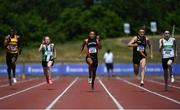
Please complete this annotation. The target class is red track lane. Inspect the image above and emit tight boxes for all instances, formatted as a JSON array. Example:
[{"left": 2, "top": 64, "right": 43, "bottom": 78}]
[
  {"left": 52, "top": 78, "right": 117, "bottom": 109},
  {"left": 0, "top": 78, "right": 42, "bottom": 97},
  {"left": 0, "top": 77, "right": 9, "bottom": 85},
  {"left": 101, "top": 77, "right": 180, "bottom": 109},
  {"left": 0, "top": 77, "right": 74, "bottom": 109},
  {"left": 125, "top": 78, "right": 180, "bottom": 101}
]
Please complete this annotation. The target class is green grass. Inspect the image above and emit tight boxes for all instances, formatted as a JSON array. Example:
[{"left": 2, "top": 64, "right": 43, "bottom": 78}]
[{"left": 0, "top": 35, "right": 179, "bottom": 64}]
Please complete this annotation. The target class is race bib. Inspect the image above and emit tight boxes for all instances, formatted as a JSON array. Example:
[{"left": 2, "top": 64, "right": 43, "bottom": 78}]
[
  {"left": 163, "top": 48, "right": 172, "bottom": 55},
  {"left": 9, "top": 45, "right": 17, "bottom": 51},
  {"left": 137, "top": 45, "right": 144, "bottom": 51},
  {"left": 45, "top": 51, "right": 53, "bottom": 55},
  {"left": 89, "top": 47, "right": 97, "bottom": 53}
]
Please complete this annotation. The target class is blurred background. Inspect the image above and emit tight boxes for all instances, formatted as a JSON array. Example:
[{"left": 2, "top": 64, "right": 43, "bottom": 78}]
[{"left": 0, "top": 0, "right": 179, "bottom": 64}]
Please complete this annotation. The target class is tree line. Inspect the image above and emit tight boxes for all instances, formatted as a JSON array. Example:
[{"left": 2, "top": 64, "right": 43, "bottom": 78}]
[{"left": 0, "top": 0, "right": 179, "bottom": 47}]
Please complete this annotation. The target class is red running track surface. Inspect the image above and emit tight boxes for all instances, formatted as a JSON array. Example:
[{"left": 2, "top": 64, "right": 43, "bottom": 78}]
[{"left": 0, "top": 76, "right": 179, "bottom": 109}]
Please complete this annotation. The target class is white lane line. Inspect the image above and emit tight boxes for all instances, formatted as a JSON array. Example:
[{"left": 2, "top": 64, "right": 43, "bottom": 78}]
[
  {"left": 148, "top": 79, "right": 180, "bottom": 90},
  {"left": 46, "top": 77, "right": 79, "bottom": 110},
  {"left": 98, "top": 78, "right": 124, "bottom": 110},
  {"left": 0, "top": 78, "right": 37, "bottom": 88},
  {"left": 116, "top": 77, "right": 180, "bottom": 105},
  {"left": 0, "top": 78, "right": 58, "bottom": 101}
]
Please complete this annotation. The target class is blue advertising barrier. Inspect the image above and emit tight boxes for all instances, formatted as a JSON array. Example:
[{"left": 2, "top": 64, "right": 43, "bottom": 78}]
[{"left": 0, "top": 63, "right": 180, "bottom": 76}]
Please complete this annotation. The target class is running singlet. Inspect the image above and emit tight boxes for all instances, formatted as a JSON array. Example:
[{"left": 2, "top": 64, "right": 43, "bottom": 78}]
[
  {"left": 87, "top": 38, "right": 98, "bottom": 57},
  {"left": 133, "top": 36, "right": 147, "bottom": 57},
  {"left": 41, "top": 43, "right": 54, "bottom": 62},
  {"left": 7, "top": 35, "right": 19, "bottom": 53},
  {"left": 162, "top": 38, "right": 175, "bottom": 58}
]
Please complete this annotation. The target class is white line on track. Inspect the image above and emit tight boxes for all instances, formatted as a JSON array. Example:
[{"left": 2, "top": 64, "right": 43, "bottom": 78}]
[
  {"left": 98, "top": 77, "right": 124, "bottom": 110},
  {"left": 45, "top": 77, "right": 79, "bottom": 110},
  {"left": 116, "top": 77, "right": 180, "bottom": 105},
  {"left": 147, "top": 79, "right": 180, "bottom": 90},
  {"left": 0, "top": 78, "right": 37, "bottom": 88},
  {"left": 0, "top": 78, "right": 58, "bottom": 101}
]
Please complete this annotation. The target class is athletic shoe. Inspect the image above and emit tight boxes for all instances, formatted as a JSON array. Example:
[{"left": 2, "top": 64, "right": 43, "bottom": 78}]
[
  {"left": 171, "top": 75, "right": 175, "bottom": 83},
  {"left": 88, "top": 78, "right": 92, "bottom": 84},
  {"left": 13, "top": 78, "right": 17, "bottom": 84},
  {"left": 48, "top": 79, "right": 53, "bottom": 84},
  {"left": 140, "top": 80, "right": 144, "bottom": 86}
]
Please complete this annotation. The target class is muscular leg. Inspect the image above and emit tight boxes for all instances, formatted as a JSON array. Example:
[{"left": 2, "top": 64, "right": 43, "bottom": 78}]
[
  {"left": 164, "top": 69, "right": 168, "bottom": 91},
  {"left": 91, "top": 65, "right": 97, "bottom": 90},
  {"left": 6, "top": 54, "right": 12, "bottom": 85},
  {"left": 140, "top": 58, "right": 146, "bottom": 85},
  {"left": 11, "top": 56, "right": 17, "bottom": 78},
  {"left": 43, "top": 67, "right": 48, "bottom": 83},
  {"left": 47, "top": 61, "right": 53, "bottom": 80},
  {"left": 133, "top": 63, "right": 139, "bottom": 76},
  {"left": 87, "top": 57, "right": 93, "bottom": 79},
  {"left": 167, "top": 60, "right": 173, "bottom": 77}
]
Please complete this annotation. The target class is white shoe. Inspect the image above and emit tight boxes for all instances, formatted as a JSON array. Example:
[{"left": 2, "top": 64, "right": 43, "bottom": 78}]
[
  {"left": 171, "top": 75, "right": 175, "bottom": 83},
  {"left": 88, "top": 78, "right": 92, "bottom": 84},
  {"left": 140, "top": 80, "right": 144, "bottom": 86},
  {"left": 13, "top": 78, "right": 17, "bottom": 84}
]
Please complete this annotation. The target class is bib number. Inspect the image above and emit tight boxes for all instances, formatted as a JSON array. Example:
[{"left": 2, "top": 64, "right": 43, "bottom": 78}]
[
  {"left": 89, "top": 47, "right": 97, "bottom": 53},
  {"left": 163, "top": 48, "right": 172, "bottom": 55},
  {"left": 9, "top": 45, "right": 17, "bottom": 51},
  {"left": 45, "top": 51, "right": 52, "bottom": 55},
  {"left": 137, "top": 45, "right": 144, "bottom": 51}
]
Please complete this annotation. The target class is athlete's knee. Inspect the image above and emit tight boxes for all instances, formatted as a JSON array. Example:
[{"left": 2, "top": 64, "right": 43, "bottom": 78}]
[
  {"left": 167, "top": 60, "right": 173, "bottom": 66},
  {"left": 141, "top": 66, "right": 146, "bottom": 71}
]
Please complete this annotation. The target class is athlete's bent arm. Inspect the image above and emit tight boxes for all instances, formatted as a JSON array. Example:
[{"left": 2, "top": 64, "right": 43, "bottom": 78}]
[
  {"left": 146, "top": 38, "right": 153, "bottom": 59},
  {"left": 174, "top": 39, "right": 178, "bottom": 57},
  {"left": 128, "top": 37, "right": 137, "bottom": 47},
  {"left": 38, "top": 44, "right": 43, "bottom": 52},
  {"left": 4, "top": 36, "right": 9, "bottom": 48},
  {"left": 53, "top": 46, "right": 57, "bottom": 59},
  {"left": 80, "top": 39, "right": 87, "bottom": 56},
  {"left": 17, "top": 36, "right": 22, "bottom": 55},
  {"left": 159, "top": 39, "right": 163, "bottom": 52},
  {"left": 97, "top": 37, "right": 102, "bottom": 49}
]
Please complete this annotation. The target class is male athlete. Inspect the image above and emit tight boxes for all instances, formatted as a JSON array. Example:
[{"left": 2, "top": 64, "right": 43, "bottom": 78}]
[
  {"left": 4, "top": 29, "right": 21, "bottom": 86},
  {"left": 39, "top": 36, "right": 56, "bottom": 84},
  {"left": 159, "top": 30, "right": 177, "bottom": 91},
  {"left": 128, "top": 29, "right": 153, "bottom": 86},
  {"left": 80, "top": 31, "right": 102, "bottom": 90}
]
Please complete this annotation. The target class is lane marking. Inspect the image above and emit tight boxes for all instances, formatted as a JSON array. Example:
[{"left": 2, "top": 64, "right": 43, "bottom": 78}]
[
  {"left": 147, "top": 79, "right": 180, "bottom": 90},
  {"left": 116, "top": 77, "right": 180, "bottom": 105},
  {"left": 46, "top": 77, "right": 79, "bottom": 110},
  {"left": 0, "top": 78, "right": 58, "bottom": 101},
  {"left": 98, "top": 78, "right": 124, "bottom": 110},
  {"left": 0, "top": 78, "right": 37, "bottom": 88}
]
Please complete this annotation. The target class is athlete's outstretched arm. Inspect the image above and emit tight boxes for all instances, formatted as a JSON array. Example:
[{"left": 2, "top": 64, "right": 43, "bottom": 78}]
[
  {"left": 80, "top": 39, "right": 87, "bottom": 56},
  {"left": 128, "top": 37, "right": 137, "bottom": 47},
  {"left": 146, "top": 38, "right": 153, "bottom": 59}
]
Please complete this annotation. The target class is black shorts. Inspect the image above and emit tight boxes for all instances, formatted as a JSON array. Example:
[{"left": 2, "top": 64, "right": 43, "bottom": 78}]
[
  {"left": 105, "top": 63, "right": 113, "bottom": 70},
  {"left": 86, "top": 56, "right": 98, "bottom": 68},
  {"left": 132, "top": 56, "right": 145, "bottom": 64},
  {"left": 6, "top": 52, "right": 18, "bottom": 66},
  {"left": 162, "top": 57, "right": 174, "bottom": 70},
  {"left": 42, "top": 60, "right": 54, "bottom": 67}
]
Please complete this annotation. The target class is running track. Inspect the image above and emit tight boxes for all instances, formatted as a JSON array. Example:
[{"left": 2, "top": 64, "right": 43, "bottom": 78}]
[{"left": 0, "top": 76, "right": 179, "bottom": 109}]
